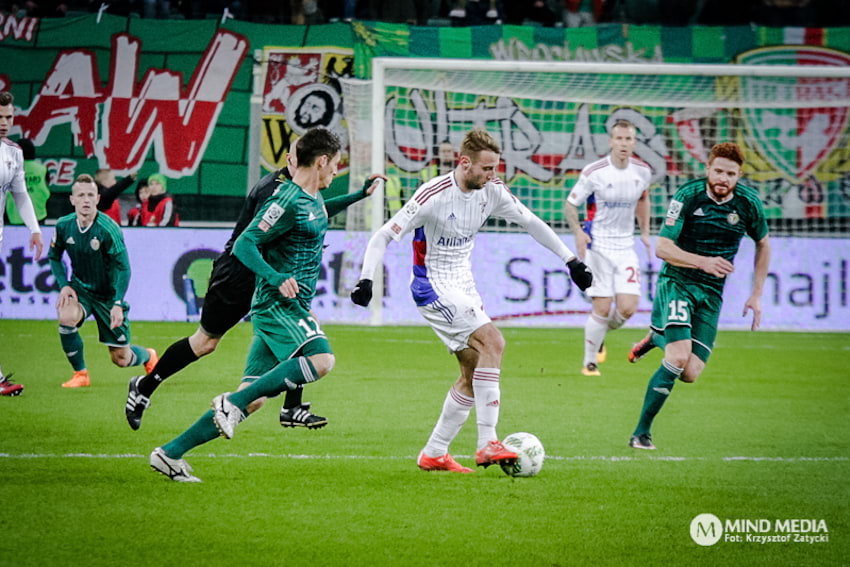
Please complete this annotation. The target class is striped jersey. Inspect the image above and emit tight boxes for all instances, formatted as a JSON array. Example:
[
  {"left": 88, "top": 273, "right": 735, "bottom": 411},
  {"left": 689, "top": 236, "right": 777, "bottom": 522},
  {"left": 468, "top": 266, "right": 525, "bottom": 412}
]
[
  {"left": 47, "top": 212, "right": 131, "bottom": 302},
  {"left": 566, "top": 155, "right": 651, "bottom": 253},
  {"left": 235, "top": 180, "right": 328, "bottom": 313},
  {"left": 0, "top": 138, "right": 26, "bottom": 248},
  {"left": 386, "top": 172, "right": 534, "bottom": 306},
  {"left": 659, "top": 178, "right": 768, "bottom": 294}
]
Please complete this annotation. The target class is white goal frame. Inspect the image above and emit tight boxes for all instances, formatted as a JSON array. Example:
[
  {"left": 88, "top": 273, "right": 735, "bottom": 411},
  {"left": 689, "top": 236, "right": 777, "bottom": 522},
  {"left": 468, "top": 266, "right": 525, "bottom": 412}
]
[{"left": 358, "top": 56, "right": 850, "bottom": 325}]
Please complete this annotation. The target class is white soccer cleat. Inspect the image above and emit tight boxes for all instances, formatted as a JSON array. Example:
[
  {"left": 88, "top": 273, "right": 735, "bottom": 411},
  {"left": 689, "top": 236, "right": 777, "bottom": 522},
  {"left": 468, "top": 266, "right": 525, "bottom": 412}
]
[
  {"left": 212, "top": 393, "right": 245, "bottom": 440},
  {"left": 149, "top": 447, "right": 201, "bottom": 482}
]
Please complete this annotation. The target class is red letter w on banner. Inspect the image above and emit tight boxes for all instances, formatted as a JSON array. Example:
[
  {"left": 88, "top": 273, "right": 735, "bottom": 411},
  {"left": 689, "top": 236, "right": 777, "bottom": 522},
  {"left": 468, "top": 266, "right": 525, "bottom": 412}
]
[{"left": 98, "top": 31, "right": 248, "bottom": 175}]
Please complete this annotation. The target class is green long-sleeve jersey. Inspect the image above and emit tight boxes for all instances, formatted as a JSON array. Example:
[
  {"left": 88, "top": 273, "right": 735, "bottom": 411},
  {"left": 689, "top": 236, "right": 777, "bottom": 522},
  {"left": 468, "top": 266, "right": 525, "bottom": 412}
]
[{"left": 48, "top": 212, "right": 131, "bottom": 303}]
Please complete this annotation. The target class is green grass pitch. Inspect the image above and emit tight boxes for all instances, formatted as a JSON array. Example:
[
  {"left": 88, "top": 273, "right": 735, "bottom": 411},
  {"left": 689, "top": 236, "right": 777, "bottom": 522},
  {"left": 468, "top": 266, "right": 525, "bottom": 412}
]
[{"left": 0, "top": 319, "right": 847, "bottom": 566}]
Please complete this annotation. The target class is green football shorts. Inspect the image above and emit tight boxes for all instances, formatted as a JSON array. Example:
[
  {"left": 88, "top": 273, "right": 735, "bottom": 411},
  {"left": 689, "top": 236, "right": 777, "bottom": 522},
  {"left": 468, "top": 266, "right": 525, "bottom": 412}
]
[
  {"left": 650, "top": 276, "right": 723, "bottom": 363},
  {"left": 72, "top": 285, "right": 131, "bottom": 347},
  {"left": 241, "top": 302, "right": 333, "bottom": 380}
]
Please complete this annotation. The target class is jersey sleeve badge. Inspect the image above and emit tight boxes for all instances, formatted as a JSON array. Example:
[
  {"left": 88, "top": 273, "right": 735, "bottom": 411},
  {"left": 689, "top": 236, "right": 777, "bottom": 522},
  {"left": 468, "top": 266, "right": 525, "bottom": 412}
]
[{"left": 259, "top": 203, "right": 285, "bottom": 232}]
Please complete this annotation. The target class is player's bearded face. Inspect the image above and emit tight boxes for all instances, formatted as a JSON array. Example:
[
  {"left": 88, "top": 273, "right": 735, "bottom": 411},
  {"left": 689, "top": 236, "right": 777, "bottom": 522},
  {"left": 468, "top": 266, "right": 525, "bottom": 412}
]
[
  {"left": 463, "top": 150, "right": 500, "bottom": 190},
  {"left": 706, "top": 156, "right": 741, "bottom": 200}
]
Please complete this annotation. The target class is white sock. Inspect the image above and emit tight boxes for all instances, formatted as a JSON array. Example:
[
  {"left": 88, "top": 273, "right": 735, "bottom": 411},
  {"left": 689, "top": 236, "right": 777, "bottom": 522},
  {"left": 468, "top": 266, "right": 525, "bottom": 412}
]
[
  {"left": 422, "top": 386, "right": 473, "bottom": 457},
  {"left": 472, "top": 368, "right": 501, "bottom": 449},
  {"left": 608, "top": 309, "right": 628, "bottom": 330},
  {"left": 584, "top": 312, "right": 609, "bottom": 366}
]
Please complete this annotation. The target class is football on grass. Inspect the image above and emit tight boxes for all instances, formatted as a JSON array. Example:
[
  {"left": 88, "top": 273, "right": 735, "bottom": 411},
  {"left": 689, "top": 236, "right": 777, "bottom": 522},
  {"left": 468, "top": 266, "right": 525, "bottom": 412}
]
[{"left": 500, "top": 432, "right": 545, "bottom": 477}]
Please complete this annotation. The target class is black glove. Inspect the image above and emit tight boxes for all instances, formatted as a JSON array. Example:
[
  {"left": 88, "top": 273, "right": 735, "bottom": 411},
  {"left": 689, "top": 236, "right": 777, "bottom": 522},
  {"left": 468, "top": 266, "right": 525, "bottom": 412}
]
[
  {"left": 361, "top": 176, "right": 383, "bottom": 197},
  {"left": 350, "top": 279, "right": 373, "bottom": 307},
  {"left": 567, "top": 258, "right": 593, "bottom": 291}
]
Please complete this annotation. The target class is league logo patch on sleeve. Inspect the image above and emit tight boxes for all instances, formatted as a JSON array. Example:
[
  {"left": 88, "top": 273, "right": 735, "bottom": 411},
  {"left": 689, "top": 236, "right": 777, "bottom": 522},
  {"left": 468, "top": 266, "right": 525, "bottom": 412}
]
[
  {"left": 259, "top": 203, "right": 285, "bottom": 232},
  {"left": 665, "top": 199, "right": 683, "bottom": 226},
  {"left": 403, "top": 200, "right": 420, "bottom": 218},
  {"left": 666, "top": 199, "right": 683, "bottom": 220}
]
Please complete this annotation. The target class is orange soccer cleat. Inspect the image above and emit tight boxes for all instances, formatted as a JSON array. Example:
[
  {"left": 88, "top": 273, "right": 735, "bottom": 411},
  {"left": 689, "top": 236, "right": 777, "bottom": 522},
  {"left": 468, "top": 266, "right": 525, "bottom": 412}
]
[
  {"left": 62, "top": 370, "right": 91, "bottom": 388},
  {"left": 475, "top": 440, "right": 518, "bottom": 468},
  {"left": 417, "top": 452, "right": 473, "bottom": 473},
  {"left": 144, "top": 348, "right": 159, "bottom": 374},
  {"left": 628, "top": 334, "right": 656, "bottom": 363}
]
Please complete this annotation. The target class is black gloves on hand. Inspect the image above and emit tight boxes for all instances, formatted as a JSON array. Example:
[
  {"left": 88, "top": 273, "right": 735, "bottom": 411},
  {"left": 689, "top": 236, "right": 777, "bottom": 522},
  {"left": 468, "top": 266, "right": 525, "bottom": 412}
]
[
  {"left": 350, "top": 279, "right": 373, "bottom": 306},
  {"left": 567, "top": 258, "right": 593, "bottom": 291}
]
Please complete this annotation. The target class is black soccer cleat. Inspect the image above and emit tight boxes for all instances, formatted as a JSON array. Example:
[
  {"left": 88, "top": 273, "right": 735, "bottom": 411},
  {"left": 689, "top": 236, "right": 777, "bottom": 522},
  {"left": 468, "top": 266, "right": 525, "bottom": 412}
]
[
  {"left": 125, "top": 375, "right": 151, "bottom": 431},
  {"left": 280, "top": 402, "right": 328, "bottom": 429},
  {"left": 629, "top": 433, "right": 657, "bottom": 450}
]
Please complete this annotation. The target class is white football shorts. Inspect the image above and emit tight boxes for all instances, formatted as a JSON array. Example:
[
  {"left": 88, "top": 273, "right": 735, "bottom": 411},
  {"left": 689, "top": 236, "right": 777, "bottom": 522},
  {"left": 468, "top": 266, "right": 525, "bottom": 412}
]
[
  {"left": 417, "top": 287, "right": 491, "bottom": 352},
  {"left": 584, "top": 247, "right": 641, "bottom": 298}
]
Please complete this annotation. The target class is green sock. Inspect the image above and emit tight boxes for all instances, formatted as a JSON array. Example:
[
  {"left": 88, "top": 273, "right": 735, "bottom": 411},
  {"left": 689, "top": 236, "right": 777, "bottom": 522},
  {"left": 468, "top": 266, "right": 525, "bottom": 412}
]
[
  {"left": 128, "top": 345, "right": 150, "bottom": 367},
  {"left": 228, "top": 357, "right": 318, "bottom": 413},
  {"left": 633, "top": 360, "right": 682, "bottom": 436},
  {"left": 162, "top": 410, "right": 220, "bottom": 459},
  {"left": 650, "top": 331, "right": 665, "bottom": 349},
  {"left": 59, "top": 325, "right": 86, "bottom": 371}
]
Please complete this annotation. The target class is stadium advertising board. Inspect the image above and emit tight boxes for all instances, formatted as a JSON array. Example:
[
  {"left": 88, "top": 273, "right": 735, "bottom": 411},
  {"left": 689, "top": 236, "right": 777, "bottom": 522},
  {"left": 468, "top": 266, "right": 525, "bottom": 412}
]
[{"left": 1, "top": 226, "right": 847, "bottom": 331}]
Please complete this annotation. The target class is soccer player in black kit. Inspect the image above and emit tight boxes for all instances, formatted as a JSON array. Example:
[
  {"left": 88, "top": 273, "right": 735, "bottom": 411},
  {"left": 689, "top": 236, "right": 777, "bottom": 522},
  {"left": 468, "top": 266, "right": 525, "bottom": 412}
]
[{"left": 125, "top": 143, "right": 381, "bottom": 430}]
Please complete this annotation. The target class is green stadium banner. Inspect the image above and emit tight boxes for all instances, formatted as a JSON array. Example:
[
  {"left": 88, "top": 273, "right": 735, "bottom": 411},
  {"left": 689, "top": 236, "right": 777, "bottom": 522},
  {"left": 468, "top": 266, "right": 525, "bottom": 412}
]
[{"left": 1, "top": 13, "right": 849, "bottom": 223}]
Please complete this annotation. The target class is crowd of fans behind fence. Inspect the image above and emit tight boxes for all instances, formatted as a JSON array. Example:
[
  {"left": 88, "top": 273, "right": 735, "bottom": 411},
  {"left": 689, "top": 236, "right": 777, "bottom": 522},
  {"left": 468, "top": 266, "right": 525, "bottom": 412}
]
[{"left": 1, "top": 0, "right": 847, "bottom": 28}]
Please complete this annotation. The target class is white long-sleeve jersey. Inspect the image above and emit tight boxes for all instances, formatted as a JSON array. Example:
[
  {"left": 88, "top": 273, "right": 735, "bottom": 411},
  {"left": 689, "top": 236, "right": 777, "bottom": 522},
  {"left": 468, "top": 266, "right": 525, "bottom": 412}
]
[
  {"left": 566, "top": 155, "right": 650, "bottom": 253},
  {"left": 360, "top": 171, "right": 576, "bottom": 306},
  {"left": 0, "top": 138, "right": 41, "bottom": 250}
]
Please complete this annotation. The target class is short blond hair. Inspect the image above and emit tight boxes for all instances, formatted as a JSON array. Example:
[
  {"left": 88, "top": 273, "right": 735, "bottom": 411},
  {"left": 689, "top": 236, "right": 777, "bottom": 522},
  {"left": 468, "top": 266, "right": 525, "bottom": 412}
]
[
  {"left": 460, "top": 128, "right": 500, "bottom": 159},
  {"left": 72, "top": 173, "right": 97, "bottom": 193}
]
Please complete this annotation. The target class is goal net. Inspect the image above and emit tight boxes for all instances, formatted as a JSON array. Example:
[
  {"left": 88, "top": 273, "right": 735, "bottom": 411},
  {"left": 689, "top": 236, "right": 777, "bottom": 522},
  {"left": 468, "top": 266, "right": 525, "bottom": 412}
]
[{"left": 341, "top": 55, "right": 850, "bottom": 239}]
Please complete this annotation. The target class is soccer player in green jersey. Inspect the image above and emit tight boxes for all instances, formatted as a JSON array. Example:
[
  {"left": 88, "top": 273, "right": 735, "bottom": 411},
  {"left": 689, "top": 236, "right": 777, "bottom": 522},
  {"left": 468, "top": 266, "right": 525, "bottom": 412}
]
[
  {"left": 150, "top": 127, "right": 343, "bottom": 482},
  {"left": 628, "top": 142, "right": 771, "bottom": 450},
  {"left": 48, "top": 174, "right": 158, "bottom": 388}
]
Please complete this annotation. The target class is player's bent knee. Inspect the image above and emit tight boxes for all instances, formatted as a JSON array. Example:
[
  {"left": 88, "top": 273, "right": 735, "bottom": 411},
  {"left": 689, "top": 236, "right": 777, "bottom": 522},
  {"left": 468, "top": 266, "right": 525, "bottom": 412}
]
[
  {"left": 309, "top": 353, "right": 335, "bottom": 377},
  {"left": 189, "top": 330, "right": 220, "bottom": 357},
  {"left": 57, "top": 306, "right": 82, "bottom": 327},
  {"left": 110, "top": 348, "right": 132, "bottom": 367}
]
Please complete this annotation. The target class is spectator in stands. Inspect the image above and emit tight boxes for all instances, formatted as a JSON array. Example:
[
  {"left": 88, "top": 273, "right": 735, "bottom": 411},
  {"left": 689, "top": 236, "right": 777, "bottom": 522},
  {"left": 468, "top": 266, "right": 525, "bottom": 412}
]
[
  {"left": 419, "top": 140, "right": 455, "bottom": 185},
  {"left": 95, "top": 168, "right": 136, "bottom": 225},
  {"left": 144, "top": 173, "right": 180, "bottom": 226},
  {"left": 449, "top": 0, "right": 499, "bottom": 23},
  {"left": 6, "top": 138, "right": 49, "bottom": 225},
  {"left": 563, "top": 0, "right": 599, "bottom": 27},
  {"left": 290, "top": 0, "right": 325, "bottom": 24},
  {"left": 126, "top": 177, "right": 150, "bottom": 227}
]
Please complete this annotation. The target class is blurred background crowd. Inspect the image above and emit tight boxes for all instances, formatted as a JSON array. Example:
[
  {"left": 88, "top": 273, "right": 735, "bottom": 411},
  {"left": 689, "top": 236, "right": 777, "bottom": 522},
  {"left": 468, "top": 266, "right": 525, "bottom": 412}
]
[{"left": 1, "top": 0, "right": 848, "bottom": 28}]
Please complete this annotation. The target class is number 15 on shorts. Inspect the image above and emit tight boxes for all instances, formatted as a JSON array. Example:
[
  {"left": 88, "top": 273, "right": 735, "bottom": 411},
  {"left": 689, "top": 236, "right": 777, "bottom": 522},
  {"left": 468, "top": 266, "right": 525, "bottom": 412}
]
[{"left": 667, "top": 300, "right": 690, "bottom": 323}]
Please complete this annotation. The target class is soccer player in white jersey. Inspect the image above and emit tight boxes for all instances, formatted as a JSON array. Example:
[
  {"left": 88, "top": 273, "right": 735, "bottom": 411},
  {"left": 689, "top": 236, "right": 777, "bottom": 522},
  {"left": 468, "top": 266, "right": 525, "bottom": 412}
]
[
  {"left": 0, "top": 91, "right": 44, "bottom": 396},
  {"left": 351, "top": 128, "right": 593, "bottom": 473},
  {"left": 565, "top": 119, "right": 652, "bottom": 376}
]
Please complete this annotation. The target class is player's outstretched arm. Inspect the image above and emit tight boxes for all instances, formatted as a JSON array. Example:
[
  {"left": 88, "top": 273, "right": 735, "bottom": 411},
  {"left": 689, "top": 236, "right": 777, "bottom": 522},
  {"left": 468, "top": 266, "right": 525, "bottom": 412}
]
[{"left": 325, "top": 175, "right": 386, "bottom": 218}]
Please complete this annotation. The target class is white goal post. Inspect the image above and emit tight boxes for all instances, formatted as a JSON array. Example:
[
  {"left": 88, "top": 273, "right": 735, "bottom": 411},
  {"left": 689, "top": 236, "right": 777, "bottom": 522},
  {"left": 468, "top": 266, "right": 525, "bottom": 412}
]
[{"left": 341, "top": 55, "right": 850, "bottom": 324}]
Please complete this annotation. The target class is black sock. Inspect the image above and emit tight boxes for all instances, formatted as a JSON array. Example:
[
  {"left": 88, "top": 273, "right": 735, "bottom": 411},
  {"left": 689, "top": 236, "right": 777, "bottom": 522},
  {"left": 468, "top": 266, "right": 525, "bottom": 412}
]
[
  {"left": 138, "top": 337, "right": 199, "bottom": 397},
  {"left": 283, "top": 385, "right": 304, "bottom": 409}
]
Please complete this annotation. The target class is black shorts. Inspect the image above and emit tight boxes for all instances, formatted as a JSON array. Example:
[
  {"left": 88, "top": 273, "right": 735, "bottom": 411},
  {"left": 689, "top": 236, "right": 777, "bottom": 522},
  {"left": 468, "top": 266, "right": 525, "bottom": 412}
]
[{"left": 199, "top": 254, "right": 255, "bottom": 337}]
